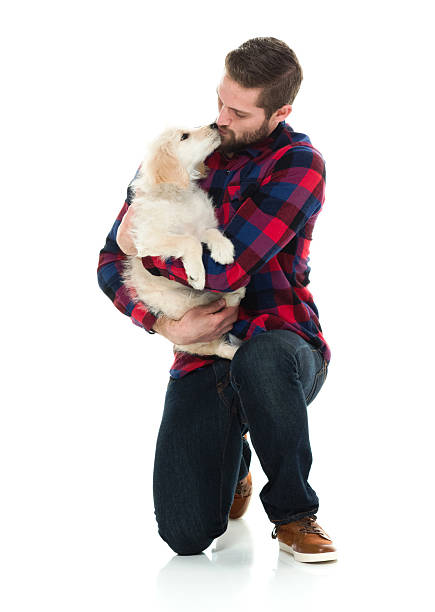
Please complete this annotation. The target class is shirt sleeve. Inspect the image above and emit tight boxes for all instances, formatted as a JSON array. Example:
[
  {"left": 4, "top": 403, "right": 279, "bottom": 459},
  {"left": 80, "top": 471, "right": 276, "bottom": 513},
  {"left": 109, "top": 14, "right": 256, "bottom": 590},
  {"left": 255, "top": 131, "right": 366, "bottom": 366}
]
[
  {"left": 139, "top": 145, "right": 326, "bottom": 293},
  {"left": 97, "top": 177, "right": 159, "bottom": 334}
]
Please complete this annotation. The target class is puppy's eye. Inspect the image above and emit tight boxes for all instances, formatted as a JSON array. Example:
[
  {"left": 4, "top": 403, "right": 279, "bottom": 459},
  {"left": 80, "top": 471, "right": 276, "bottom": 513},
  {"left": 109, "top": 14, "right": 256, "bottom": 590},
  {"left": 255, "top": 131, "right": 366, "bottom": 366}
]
[{"left": 180, "top": 133, "right": 189, "bottom": 141}]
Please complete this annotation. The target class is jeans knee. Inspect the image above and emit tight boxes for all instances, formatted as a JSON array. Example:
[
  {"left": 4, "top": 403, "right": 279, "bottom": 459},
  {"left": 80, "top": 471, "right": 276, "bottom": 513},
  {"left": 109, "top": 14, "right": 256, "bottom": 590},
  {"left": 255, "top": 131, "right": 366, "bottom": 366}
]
[{"left": 157, "top": 526, "right": 215, "bottom": 556}]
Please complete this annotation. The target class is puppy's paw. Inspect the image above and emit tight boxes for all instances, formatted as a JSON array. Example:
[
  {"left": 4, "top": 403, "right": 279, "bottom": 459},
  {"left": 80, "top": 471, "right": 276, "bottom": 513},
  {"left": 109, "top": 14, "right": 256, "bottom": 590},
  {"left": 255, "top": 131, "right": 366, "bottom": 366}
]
[
  {"left": 210, "top": 237, "right": 235, "bottom": 265},
  {"left": 184, "top": 260, "right": 205, "bottom": 291},
  {"left": 215, "top": 341, "right": 238, "bottom": 360},
  {"left": 223, "top": 291, "right": 244, "bottom": 307},
  {"left": 188, "top": 275, "right": 205, "bottom": 291}
]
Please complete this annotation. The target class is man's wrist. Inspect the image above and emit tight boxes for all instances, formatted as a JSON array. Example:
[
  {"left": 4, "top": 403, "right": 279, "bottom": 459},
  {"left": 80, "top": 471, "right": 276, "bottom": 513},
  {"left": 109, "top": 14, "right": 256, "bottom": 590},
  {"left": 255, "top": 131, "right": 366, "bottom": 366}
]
[
  {"left": 152, "top": 314, "right": 173, "bottom": 337},
  {"left": 151, "top": 315, "right": 164, "bottom": 334}
]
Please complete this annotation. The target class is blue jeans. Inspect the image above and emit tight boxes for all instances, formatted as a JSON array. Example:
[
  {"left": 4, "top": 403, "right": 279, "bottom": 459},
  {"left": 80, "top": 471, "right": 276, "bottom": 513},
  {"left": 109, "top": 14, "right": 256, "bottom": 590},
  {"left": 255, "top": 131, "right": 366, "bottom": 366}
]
[{"left": 152, "top": 329, "right": 328, "bottom": 555}]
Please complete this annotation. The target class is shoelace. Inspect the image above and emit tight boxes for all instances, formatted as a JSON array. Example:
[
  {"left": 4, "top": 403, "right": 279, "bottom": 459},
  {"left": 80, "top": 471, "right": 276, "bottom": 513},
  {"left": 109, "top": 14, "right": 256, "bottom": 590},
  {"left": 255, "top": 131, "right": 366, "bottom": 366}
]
[
  {"left": 234, "top": 474, "right": 250, "bottom": 495},
  {"left": 271, "top": 515, "right": 326, "bottom": 539},
  {"left": 297, "top": 515, "right": 326, "bottom": 535}
]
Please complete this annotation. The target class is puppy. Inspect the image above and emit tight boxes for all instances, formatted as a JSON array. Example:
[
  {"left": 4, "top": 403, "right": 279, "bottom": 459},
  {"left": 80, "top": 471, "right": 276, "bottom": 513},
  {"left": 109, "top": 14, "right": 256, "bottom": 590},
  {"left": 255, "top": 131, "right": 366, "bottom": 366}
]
[{"left": 116, "top": 123, "right": 246, "bottom": 360}]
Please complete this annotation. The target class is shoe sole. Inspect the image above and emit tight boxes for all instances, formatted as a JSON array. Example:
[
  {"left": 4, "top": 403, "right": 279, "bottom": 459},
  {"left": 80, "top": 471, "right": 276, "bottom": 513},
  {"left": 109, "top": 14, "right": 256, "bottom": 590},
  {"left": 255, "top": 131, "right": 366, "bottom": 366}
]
[{"left": 278, "top": 541, "right": 338, "bottom": 562}]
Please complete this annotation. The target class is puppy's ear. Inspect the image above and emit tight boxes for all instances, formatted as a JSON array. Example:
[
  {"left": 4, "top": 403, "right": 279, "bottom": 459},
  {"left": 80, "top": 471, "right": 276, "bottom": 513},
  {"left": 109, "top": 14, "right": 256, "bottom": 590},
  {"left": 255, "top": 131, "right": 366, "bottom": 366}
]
[{"left": 149, "top": 143, "right": 189, "bottom": 188}]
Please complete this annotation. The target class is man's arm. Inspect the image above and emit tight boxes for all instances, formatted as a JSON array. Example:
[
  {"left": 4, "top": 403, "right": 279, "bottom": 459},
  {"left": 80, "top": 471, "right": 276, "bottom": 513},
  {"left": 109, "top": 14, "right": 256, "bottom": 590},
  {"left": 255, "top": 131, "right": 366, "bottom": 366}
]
[
  {"left": 96, "top": 177, "right": 238, "bottom": 342},
  {"left": 97, "top": 185, "right": 160, "bottom": 334},
  {"left": 139, "top": 145, "right": 326, "bottom": 292}
]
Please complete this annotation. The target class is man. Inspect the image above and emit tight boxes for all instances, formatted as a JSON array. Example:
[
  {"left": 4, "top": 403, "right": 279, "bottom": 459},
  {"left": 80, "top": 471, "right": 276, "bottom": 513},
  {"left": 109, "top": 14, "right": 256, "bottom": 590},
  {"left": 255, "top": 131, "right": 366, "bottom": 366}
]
[{"left": 97, "top": 37, "right": 337, "bottom": 562}]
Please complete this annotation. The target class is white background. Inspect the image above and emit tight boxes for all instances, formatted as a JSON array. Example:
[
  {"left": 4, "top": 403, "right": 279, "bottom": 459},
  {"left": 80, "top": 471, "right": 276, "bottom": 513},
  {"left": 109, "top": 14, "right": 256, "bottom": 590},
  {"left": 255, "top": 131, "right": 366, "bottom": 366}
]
[{"left": 1, "top": 1, "right": 434, "bottom": 610}]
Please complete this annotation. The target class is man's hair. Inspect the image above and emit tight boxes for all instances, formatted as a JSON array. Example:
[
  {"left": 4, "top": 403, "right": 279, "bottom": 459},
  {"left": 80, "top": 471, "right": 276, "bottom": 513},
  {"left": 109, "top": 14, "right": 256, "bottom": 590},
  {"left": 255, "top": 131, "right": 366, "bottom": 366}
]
[{"left": 224, "top": 37, "right": 303, "bottom": 120}]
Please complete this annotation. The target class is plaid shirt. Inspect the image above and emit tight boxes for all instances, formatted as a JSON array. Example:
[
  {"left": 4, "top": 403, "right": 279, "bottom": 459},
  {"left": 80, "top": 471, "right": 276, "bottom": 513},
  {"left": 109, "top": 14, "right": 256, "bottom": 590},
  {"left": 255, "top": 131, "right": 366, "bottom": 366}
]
[{"left": 97, "top": 120, "right": 330, "bottom": 379}]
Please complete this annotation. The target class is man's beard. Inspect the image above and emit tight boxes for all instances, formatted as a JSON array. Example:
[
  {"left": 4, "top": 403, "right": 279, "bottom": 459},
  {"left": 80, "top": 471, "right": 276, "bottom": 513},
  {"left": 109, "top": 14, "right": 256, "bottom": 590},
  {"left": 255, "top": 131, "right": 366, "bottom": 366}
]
[{"left": 217, "top": 118, "right": 272, "bottom": 155}]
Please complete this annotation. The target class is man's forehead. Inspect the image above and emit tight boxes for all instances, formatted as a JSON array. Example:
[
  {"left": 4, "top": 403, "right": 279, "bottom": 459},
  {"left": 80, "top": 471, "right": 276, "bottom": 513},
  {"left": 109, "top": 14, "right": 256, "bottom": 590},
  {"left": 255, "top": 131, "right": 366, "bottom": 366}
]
[{"left": 216, "top": 75, "right": 261, "bottom": 112}]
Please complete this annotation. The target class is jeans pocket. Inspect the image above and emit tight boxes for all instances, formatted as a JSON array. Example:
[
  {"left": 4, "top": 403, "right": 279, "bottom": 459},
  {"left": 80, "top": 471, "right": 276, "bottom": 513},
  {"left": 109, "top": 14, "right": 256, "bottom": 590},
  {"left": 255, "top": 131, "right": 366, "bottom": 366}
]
[{"left": 305, "top": 355, "right": 328, "bottom": 405}]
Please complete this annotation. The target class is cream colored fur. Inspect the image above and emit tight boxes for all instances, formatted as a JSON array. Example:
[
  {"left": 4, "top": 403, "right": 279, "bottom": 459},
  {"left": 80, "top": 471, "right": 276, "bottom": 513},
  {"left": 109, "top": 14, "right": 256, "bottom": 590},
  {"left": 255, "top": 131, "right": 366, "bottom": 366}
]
[{"left": 117, "top": 124, "right": 246, "bottom": 360}]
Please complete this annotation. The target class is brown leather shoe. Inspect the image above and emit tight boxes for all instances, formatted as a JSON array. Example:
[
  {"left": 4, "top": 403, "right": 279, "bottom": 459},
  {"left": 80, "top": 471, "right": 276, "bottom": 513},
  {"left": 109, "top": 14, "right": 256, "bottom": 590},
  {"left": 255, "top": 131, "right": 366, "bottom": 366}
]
[
  {"left": 229, "top": 471, "right": 252, "bottom": 519},
  {"left": 271, "top": 515, "right": 337, "bottom": 562}
]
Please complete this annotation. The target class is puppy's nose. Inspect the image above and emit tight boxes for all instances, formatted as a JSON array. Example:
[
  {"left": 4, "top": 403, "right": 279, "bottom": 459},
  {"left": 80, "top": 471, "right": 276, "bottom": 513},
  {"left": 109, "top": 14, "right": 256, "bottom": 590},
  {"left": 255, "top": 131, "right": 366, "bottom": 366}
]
[{"left": 209, "top": 122, "right": 219, "bottom": 129}]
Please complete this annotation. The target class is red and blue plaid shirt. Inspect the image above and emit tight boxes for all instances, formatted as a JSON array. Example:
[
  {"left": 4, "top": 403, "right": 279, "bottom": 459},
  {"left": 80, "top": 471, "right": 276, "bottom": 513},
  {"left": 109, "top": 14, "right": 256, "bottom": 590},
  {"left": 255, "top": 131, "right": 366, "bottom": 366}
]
[{"left": 97, "top": 120, "right": 331, "bottom": 379}]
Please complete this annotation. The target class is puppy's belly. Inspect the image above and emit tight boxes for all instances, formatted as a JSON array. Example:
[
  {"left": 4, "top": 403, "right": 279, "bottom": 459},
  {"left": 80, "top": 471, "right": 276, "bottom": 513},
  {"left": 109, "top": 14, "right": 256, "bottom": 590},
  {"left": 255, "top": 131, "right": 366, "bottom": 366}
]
[{"left": 122, "top": 257, "right": 219, "bottom": 319}]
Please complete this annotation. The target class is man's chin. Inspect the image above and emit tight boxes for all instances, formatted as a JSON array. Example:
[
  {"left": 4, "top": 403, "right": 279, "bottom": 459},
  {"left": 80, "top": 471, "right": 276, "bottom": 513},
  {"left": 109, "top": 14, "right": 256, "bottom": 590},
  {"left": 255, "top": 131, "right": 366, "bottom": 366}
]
[
  {"left": 217, "top": 143, "right": 234, "bottom": 154},
  {"left": 217, "top": 140, "right": 246, "bottom": 155},
  {"left": 216, "top": 131, "right": 237, "bottom": 152}
]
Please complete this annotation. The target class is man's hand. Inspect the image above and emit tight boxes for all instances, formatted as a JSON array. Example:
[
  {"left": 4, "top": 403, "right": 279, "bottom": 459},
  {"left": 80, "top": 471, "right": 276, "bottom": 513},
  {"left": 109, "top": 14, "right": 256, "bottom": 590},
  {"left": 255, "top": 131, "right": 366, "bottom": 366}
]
[{"left": 152, "top": 299, "right": 239, "bottom": 345}]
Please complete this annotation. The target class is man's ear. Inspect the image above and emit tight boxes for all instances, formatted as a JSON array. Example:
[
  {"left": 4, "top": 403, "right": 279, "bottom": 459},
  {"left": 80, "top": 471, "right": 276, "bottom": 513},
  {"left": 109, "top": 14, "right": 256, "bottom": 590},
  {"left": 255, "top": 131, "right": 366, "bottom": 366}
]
[
  {"left": 149, "top": 143, "right": 189, "bottom": 188},
  {"left": 273, "top": 104, "right": 292, "bottom": 122}
]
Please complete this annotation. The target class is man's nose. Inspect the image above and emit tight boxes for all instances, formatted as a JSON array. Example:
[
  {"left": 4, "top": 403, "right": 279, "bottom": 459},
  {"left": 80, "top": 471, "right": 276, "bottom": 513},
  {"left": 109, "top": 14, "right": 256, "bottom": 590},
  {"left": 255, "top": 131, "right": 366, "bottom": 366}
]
[{"left": 216, "top": 106, "right": 231, "bottom": 126}]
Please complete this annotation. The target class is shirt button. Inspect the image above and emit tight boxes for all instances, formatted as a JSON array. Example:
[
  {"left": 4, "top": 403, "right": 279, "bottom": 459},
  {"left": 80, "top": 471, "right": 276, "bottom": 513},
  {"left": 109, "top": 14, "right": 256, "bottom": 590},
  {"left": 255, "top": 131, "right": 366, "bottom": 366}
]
[{"left": 226, "top": 169, "right": 231, "bottom": 174}]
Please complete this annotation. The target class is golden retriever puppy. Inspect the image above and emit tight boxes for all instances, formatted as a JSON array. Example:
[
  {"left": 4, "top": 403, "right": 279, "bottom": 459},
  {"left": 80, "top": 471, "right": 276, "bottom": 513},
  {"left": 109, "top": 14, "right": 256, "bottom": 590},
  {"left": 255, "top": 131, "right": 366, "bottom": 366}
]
[{"left": 116, "top": 123, "right": 246, "bottom": 360}]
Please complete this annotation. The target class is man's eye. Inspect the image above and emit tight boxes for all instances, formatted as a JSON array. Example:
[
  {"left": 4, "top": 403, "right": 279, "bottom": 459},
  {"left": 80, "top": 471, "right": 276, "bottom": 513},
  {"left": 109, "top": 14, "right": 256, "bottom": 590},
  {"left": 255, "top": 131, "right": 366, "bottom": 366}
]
[{"left": 180, "top": 133, "right": 189, "bottom": 141}]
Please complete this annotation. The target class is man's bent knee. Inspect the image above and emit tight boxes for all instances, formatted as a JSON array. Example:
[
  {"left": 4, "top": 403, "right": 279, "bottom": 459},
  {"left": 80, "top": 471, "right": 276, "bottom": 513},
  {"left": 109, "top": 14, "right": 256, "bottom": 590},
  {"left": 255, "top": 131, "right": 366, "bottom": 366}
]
[{"left": 157, "top": 527, "right": 216, "bottom": 556}]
